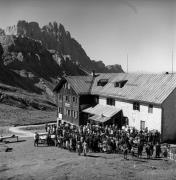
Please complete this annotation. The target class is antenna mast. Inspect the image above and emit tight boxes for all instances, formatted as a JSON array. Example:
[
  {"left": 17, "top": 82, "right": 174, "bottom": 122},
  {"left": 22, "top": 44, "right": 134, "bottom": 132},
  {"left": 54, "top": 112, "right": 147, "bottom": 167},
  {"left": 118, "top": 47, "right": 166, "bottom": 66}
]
[
  {"left": 172, "top": 49, "right": 174, "bottom": 74},
  {"left": 127, "top": 54, "right": 128, "bottom": 73}
]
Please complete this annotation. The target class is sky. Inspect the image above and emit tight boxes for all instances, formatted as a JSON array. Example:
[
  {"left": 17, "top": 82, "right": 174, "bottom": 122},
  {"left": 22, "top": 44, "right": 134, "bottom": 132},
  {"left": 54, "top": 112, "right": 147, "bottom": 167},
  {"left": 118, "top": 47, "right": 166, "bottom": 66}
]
[{"left": 0, "top": 0, "right": 175, "bottom": 73}]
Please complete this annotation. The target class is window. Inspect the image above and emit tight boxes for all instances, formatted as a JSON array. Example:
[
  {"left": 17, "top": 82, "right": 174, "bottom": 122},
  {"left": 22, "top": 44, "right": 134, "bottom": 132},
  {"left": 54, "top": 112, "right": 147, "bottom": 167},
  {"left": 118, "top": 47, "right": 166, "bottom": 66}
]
[
  {"left": 133, "top": 102, "right": 140, "bottom": 111},
  {"left": 107, "top": 98, "right": 115, "bottom": 106},
  {"left": 71, "top": 110, "right": 74, "bottom": 117},
  {"left": 65, "top": 95, "right": 70, "bottom": 102},
  {"left": 75, "top": 111, "right": 78, "bottom": 119},
  {"left": 73, "top": 111, "right": 76, "bottom": 118},
  {"left": 97, "top": 79, "right": 108, "bottom": 86},
  {"left": 64, "top": 109, "right": 71, "bottom": 116},
  {"left": 114, "top": 80, "right": 128, "bottom": 88},
  {"left": 140, "top": 121, "right": 145, "bottom": 130},
  {"left": 72, "top": 111, "right": 74, "bottom": 117},
  {"left": 58, "top": 107, "right": 62, "bottom": 113},
  {"left": 72, "top": 96, "right": 77, "bottom": 103},
  {"left": 68, "top": 83, "right": 70, "bottom": 89},
  {"left": 72, "top": 111, "right": 78, "bottom": 119},
  {"left": 64, "top": 83, "right": 71, "bottom": 89},
  {"left": 148, "top": 104, "right": 153, "bottom": 113},
  {"left": 68, "top": 110, "right": 71, "bottom": 116},
  {"left": 114, "top": 82, "right": 122, "bottom": 88},
  {"left": 64, "top": 83, "right": 69, "bottom": 89}
]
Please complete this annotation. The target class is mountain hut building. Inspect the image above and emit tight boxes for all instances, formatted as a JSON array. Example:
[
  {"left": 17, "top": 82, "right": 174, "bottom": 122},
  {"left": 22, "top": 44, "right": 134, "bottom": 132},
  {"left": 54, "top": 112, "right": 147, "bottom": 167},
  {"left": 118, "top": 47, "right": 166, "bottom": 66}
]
[{"left": 53, "top": 73, "right": 176, "bottom": 142}]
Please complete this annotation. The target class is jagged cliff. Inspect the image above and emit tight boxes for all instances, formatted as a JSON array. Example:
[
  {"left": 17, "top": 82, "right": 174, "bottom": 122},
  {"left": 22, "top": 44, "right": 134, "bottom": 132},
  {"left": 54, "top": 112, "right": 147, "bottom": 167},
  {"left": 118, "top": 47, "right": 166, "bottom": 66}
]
[
  {"left": 0, "top": 20, "right": 123, "bottom": 110},
  {"left": 4, "top": 21, "right": 124, "bottom": 73}
]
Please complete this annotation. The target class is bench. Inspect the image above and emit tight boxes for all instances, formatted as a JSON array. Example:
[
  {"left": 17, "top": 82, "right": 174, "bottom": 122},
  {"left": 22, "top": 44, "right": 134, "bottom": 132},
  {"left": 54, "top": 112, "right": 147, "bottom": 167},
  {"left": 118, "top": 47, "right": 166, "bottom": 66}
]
[{"left": 0, "top": 135, "right": 18, "bottom": 143}]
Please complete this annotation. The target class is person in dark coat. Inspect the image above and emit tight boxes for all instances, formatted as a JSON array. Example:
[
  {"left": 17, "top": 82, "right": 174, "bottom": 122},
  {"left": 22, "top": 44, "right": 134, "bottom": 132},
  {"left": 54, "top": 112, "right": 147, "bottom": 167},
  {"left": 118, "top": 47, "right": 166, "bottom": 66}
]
[
  {"left": 155, "top": 142, "right": 161, "bottom": 158},
  {"left": 150, "top": 142, "right": 154, "bottom": 157},
  {"left": 138, "top": 142, "right": 143, "bottom": 158},
  {"left": 163, "top": 148, "right": 168, "bottom": 160},
  {"left": 145, "top": 143, "right": 151, "bottom": 159},
  {"left": 46, "top": 132, "right": 51, "bottom": 146}
]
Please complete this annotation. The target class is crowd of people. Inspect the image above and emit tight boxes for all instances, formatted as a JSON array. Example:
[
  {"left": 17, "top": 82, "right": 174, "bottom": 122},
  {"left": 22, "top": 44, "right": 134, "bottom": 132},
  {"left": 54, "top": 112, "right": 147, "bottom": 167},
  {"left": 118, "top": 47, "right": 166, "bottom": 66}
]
[{"left": 34, "top": 122, "right": 170, "bottom": 159}]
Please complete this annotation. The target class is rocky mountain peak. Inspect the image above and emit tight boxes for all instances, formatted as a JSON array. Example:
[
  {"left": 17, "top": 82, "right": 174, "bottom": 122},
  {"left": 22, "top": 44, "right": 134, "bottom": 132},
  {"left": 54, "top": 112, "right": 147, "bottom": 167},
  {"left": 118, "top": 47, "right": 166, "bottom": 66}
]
[
  {"left": 58, "top": 23, "right": 65, "bottom": 34},
  {"left": 0, "top": 28, "right": 5, "bottom": 36},
  {"left": 0, "top": 20, "right": 123, "bottom": 110}
]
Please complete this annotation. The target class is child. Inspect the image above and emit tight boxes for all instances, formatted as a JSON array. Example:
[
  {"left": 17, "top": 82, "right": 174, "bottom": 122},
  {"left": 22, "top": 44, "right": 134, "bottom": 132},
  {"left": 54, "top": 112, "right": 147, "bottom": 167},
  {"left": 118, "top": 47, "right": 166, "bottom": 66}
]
[{"left": 163, "top": 147, "right": 168, "bottom": 160}]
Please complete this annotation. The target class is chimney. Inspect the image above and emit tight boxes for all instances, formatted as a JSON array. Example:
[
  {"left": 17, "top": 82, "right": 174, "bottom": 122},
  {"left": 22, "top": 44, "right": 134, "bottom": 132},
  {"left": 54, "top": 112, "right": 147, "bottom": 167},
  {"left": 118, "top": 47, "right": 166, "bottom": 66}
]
[{"left": 92, "top": 70, "right": 96, "bottom": 77}]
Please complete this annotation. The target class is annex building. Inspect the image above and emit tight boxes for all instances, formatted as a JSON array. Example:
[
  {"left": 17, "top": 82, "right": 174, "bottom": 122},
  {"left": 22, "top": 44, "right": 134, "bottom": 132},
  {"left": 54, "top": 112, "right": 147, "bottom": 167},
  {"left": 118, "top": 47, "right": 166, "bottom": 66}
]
[{"left": 54, "top": 73, "right": 176, "bottom": 142}]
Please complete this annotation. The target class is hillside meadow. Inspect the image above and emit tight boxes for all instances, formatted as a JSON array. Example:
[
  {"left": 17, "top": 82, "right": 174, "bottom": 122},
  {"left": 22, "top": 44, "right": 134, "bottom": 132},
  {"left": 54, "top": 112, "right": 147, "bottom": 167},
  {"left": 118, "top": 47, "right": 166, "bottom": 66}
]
[{"left": 0, "top": 104, "right": 56, "bottom": 127}]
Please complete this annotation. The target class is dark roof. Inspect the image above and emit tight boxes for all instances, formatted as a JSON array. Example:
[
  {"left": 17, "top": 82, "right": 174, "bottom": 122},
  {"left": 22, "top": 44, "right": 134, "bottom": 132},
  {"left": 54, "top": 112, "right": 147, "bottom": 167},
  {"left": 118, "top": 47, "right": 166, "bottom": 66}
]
[
  {"left": 53, "top": 78, "right": 66, "bottom": 92},
  {"left": 53, "top": 76, "right": 94, "bottom": 95},
  {"left": 65, "top": 76, "right": 94, "bottom": 94}
]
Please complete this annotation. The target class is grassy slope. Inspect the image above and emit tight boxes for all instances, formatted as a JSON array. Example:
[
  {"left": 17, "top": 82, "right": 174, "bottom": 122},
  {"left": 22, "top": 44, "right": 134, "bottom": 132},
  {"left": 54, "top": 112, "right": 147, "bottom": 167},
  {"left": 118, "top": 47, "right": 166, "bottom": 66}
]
[{"left": 0, "top": 104, "right": 56, "bottom": 126}]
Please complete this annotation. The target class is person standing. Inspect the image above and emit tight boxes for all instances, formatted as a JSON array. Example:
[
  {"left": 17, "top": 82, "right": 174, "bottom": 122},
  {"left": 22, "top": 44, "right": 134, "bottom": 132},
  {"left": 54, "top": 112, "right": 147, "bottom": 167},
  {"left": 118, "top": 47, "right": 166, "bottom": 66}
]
[
  {"left": 34, "top": 132, "right": 39, "bottom": 147},
  {"left": 145, "top": 143, "right": 151, "bottom": 159},
  {"left": 137, "top": 142, "right": 143, "bottom": 158},
  {"left": 123, "top": 143, "right": 128, "bottom": 160},
  {"left": 83, "top": 140, "right": 88, "bottom": 156},
  {"left": 46, "top": 132, "right": 51, "bottom": 146},
  {"left": 155, "top": 142, "right": 161, "bottom": 158},
  {"left": 45, "top": 123, "right": 48, "bottom": 132},
  {"left": 163, "top": 147, "right": 168, "bottom": 160},
  {"left": 77, "top": 141, "right": 82, "bottom": 156},
  {"left": 150, "top": 142, "right": 153, "bottom": 158}
]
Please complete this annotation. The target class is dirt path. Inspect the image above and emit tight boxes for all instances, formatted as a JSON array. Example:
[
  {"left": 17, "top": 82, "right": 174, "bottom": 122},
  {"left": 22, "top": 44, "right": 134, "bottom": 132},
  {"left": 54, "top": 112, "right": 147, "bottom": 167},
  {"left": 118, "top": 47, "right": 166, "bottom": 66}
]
[
  {"left": 9, "top": 126, "right": 34, "bottom": 137},
  {"left": 1, "top": 137, "right": 176, "bottom": 180},
  {"left": 8, "top": 123, "right": 49, "bottom": 137},
  {"left": 1, "top": 125, "right": 176, "bottom": 179}
]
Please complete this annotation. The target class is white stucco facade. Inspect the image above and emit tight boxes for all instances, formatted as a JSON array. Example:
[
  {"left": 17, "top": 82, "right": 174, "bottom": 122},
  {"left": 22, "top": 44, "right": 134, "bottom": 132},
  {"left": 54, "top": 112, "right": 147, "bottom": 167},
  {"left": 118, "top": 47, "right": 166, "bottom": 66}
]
[{"left": 99, "top": 96, "right": 162, "bottom": 132}]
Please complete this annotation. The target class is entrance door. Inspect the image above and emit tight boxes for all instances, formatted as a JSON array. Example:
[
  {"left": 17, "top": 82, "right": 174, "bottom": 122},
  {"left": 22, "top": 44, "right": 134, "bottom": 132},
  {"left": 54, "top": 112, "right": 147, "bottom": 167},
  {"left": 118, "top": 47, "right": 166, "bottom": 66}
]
[{"left": 140, "top": 120, "right": 145, "bottom": 130}]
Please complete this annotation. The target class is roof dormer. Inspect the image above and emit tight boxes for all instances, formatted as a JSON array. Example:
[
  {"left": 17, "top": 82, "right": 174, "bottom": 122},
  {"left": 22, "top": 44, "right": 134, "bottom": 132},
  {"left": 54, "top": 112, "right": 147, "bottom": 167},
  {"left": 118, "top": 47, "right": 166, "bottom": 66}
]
[
  {"left": 97, "top": 79, "right": 108, "bottom": 86},
  {"left": 114, "top": 80, "right": 127, "bottom": 88}
]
